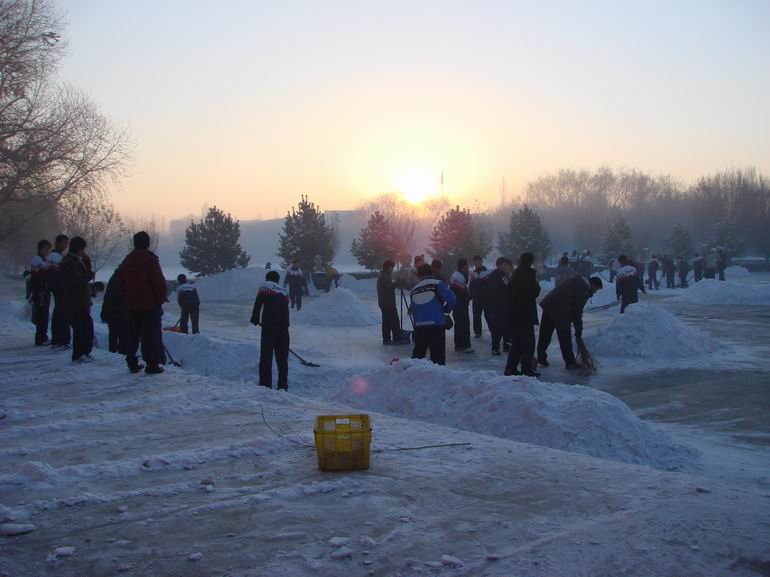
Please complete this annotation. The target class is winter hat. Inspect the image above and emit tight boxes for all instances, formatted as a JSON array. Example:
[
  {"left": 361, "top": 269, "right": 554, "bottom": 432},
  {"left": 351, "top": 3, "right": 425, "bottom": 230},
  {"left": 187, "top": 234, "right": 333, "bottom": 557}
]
[{"left": 69, "top": 236, "right": 87, "bottom": 254}]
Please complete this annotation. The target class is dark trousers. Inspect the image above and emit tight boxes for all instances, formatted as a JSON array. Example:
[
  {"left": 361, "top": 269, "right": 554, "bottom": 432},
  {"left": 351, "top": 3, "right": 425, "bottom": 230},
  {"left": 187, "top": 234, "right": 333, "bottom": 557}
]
[
  {"left": 260, "top": 324, "right": 289, "bottom": 389},
  {"left": 380, "top": 305, "right": 400, "bottom": 342},
  {"left": 694, "top": 270, "right": 703, "bottom": 282},
  {"left": 488, "top": 308, "right": 506, "bottom": 352},
  {"left": 126, "top": 307, "right": 164, "bottom": 368},
  {"left": 453, "top": 304, "right": 471, "bottom": 349},
  {"left": 71, "top": 307, "right": 94, "bottom": 361},
  {"left": 536, "top": 311, "right": 576, "bottom": 367},
  {"left": 665, "top": 271, "right": 675, "bottom": 288},
  {"left": 32, "top": 291, "right": 50, "bottom": 345},
  {"left": 704, "top": 268, "right": 716, "bottom": 280},
  {"left": 647, "top": 272, "right": 659, "bottom": 290},
  {"left": 107, "top": 318, "right": 128, "bottom": 354},
  {"left": 412, "top": 326, "right": 446, "bottom": 365},
  {"left": 289, "top": 291, "right": 302, "bottom": 310},
  {"left": 50, "top": 291, "right": 71, "bottom": 346},
  {"left": 180, "top": 306, "right": 199, "bottom": 334},
  {"left": 506, "top": 324, "right": 536, "bottom": 375},
  {"left": 472, "top": 298, "right": 485, "bottom": 336},
  {"left": 609, "top": 270, "right": 616, "bottom": 283},
  {"left": 620, "top": 294, "right": 638, "bottom": 314},
  {"left": 718, "top": 268, "right": 725, "bottom": 281}
]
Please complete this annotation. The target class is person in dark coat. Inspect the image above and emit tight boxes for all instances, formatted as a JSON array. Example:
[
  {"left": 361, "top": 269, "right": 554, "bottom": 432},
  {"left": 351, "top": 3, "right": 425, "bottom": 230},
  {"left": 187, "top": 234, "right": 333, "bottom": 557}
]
[
  {"left": 101, "top": 267, "right": 128, "bottom": 354},
  {"left": 59, "top": 237, "right": 95, "bottom": 363},
  {"left": 717, "top": 249, "right": 727, "bottom": 281},
  {"left": 486, "top": 257, "right": 512, "bottom": 356},
  {"left": 450, "top": 258, "right": 474, "bottom": 353},
  {"left": 677, "top": 256, "right": 689, "bottom": 288},
  {"left": 283, "top": 259, "right": 307, "bottom": 310},
  {"left": 647, "top": 256, "right": 660, "bottom": 290},
  {"left": 615, "top": 255, "right": 645, "bottom": 313},
  {"left": 663, "top": 255, "right": 676, "bottom": 289},
  {"left": 30, "top": 240, "right": 52, "bottom": 346},
  {"left": 505, "top": 252, "right": 541, "bottom": 377},
  {"left": 119, "top": 231, "right": 168, "bottom": 374},
  {"left": 46, "top": 234, "right": 71, "bottom": 347},
  {"left": 537, "top": 275, "right": 602, "bottom": 369},
  {"left": 176, "top": 274, "right": 201, "bottom": 334},
  {"left": 430, "top": 258, "right": 445, "bottom": 282},
  {"left": 469, "top": 255, "right": 488, "bottom": 338},
  {"left": 692, "top": 253, "right": 705, "bottom": 282},
  {"left": 251, "top": 270, "right": 290, "bottom": 389},
  {"left": 554, "top": 255, "right": 575, "bottom": 287},
  {"left": 377, "top": 260, "right": 405, "bottom": 345}
]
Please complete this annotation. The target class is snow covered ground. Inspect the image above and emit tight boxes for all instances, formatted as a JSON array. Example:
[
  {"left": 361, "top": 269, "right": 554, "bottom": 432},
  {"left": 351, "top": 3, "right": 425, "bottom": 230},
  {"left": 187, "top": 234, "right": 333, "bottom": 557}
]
[{"left": 2, "top": 271, "right": 770, "bottom": 576}]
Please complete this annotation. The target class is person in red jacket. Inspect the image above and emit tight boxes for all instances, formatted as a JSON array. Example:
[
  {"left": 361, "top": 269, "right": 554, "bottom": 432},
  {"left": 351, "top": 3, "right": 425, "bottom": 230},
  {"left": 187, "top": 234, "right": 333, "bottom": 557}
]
[{"left": 119, "top": 231, "right": 168, "bottom": 374}]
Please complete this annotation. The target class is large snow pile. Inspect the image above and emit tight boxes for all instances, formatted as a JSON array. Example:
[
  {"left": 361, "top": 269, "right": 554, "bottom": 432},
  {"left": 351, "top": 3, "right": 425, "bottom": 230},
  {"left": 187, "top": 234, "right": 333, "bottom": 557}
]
[
  {"left": 339, "top": 274, "right": 377, "bottom": 295},
  {"left": 724, "top": 265, "right": 752, "bottom": 279},
  {"left": 294, "top": 288, "right": 379, "bottom": 326},
  {"left": 334, "top": 360, "right": 696, "bottom": 470},
  {"left": 586, "top": 282, "right": 619, "bottom": 308},
  {"left": 585, "top": 303, "right": 727, "bottom": 358},
  {"left": 193, "top": 267, "right": 270, "bottom": 301},
  {"left": 671, "top": 279, "right": 770, "bottom": 305}
]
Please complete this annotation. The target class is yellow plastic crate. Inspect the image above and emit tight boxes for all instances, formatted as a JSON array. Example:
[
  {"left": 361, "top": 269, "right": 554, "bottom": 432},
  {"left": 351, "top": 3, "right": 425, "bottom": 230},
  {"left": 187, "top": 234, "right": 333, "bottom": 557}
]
[{"left": 313, "top": 414, "right": 372, "bottom": 471}]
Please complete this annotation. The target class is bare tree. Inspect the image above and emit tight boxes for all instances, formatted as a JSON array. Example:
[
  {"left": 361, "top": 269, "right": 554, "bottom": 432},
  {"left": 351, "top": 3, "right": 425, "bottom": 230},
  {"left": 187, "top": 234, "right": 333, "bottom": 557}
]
[
  {"left": 0, "top": 0, "right": 130, "bottom": 242},
  {"left": 124, "top": 214, "right": 163, "bottom": 252},
  {"left": 59, "top": 195, "right": 128, "bottom": 273}
]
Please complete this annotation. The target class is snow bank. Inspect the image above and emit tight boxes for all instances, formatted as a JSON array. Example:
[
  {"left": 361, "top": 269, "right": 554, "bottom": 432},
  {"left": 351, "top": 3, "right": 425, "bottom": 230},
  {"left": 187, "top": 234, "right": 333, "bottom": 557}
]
[
  {"left": 338, "top": 274, "right": 377, "bottom": 295},
  {"left": 0, "top": 300, "right": 30, "bottom": 325},
  {"left": 585, "top": 303, "right": 727, "bottom": 358},
  {"left": 294, "top": 288, "right": 379, "bottom": 326},
  {"left": 671, "top": 279, "right": 770, "bottom": 306},
  {"left": 334, "top": 360, "right": 695, "bottom": 470},
  {"left": 586, "top": 282, "right": 619, "bottom": 308},
  {"left": 724, "top": 265, "right": 752, "bottom": 279},
  {"left": 193, "top": 267, "right": 271, "bottom": 301}
]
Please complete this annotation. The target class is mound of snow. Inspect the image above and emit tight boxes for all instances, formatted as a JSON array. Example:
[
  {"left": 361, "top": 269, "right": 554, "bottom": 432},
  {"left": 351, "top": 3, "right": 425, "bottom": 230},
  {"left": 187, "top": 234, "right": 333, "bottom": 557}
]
[
  {"left": 338, "top": 274, "right": 377, "bottom": 295},
  {"left": 193, "top": 267, "right": 270, "bottom": 301},
  {"left": 586, "top": 282, "right": 619, "bottom": 308},
  {"left": 585, "top": 303, "right": 726, "bottom": 358},
  {"left": 671, "top": 279, "right": 770, "bottom": 306},
  {"left": 724, "top": 266, "right": 752, "bottom": 278},
  {"left": 0, "top": 300, "right": 30, "bottom": 325},
  {"left": 294, "top": 288, "right": 379, "bottom": 327},
  {"left": 333, "top": 360, "right": 695, "bottom": 470}
]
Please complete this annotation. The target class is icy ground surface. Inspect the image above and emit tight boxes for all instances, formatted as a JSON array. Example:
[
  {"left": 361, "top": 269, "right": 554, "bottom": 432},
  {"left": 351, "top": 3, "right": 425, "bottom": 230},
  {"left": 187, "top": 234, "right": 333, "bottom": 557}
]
[{"left": 2, "top": 273, "right": 770, "bottom": 576}]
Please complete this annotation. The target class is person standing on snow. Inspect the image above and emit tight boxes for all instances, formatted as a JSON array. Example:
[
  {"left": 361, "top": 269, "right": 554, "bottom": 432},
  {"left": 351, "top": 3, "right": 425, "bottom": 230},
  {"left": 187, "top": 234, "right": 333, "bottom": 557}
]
[
  {"left": 677, "top": 256, "right": 689, "bottom": 288},
  {"left": 704, "top": 251, "right": 718, "bottom": 280},
  {"left": 283, "top": 259, "right": 307, "bottom": 310},
  {"left": 486, "top": 257, "right": 512, "bottom": 356},
  {"left": 251, "top": 270, "right": 290, "bottom": 390},
  {"left": 101, "top": 266, "right": 128, "bottom": 354},
  {"left": 325, "top": 265, "right": 341, "bottom": 292},
  {"left": 59, "top": 237, "right": 95, "bottom": 363},
  {"left": 717, "top": 249, "right": 727, "bottom": 281},
  {"left": 450, "top": 259, "right": 474, "bottom": 353},
  {"left": 537, "top": 275, "right": 603, "bottom": 369},
  {"left": 46, "top": 234, "right": 71, "bottom": 348},
  {"left": 377, "top": 260, "right": 406, "bottom": 345},
  {"left": 647, "top": 255, "right": 660, "bottom": 290},
  {"left": 615, "top": 255, "right": 645, "bottom": 313},
  {"left": 410, "top": 263, "right": 456, "bottom": 365},
  {"left": 555, "top": 255, "right": 575, "bottom": 286},
  {"left": 30, "top": 240, "right": 52, "bottom": 346},
  {"left": 469, "top": 255, "right": 488, "bottom": 338},
  {"left": 692, "top": 253, "right": 705, "bottom": 283},
  {"left": 176, "top": 274, "right": 201, "bottom": 334},
  {"left": 505, "top": 252, "right": 541, "bottom": 377},
  {"left": 119, "top": 231, "right": 168, "bottom": 375},
  {"left": 430, "top": 258, "right": 446, "bottom": 282}
]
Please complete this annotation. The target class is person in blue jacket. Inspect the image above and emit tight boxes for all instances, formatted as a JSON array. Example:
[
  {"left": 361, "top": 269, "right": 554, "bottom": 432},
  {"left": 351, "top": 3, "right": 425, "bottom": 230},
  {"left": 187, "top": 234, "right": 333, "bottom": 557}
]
[{"left": 409, "top": 263, "right": 456, "bottom": 365}]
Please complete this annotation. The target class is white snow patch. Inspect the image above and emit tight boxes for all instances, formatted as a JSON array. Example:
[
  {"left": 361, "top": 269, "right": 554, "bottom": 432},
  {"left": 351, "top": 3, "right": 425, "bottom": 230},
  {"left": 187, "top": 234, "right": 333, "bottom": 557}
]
[
  {"left": 193, "top": 267, "right": 271, "bottom": 301},
  {"left": 294, "top": 288, "right": 379, "bottom": 327},
  {"left": 53, "top": 546, "right": 75, "bottom": 557},
  {"left": 339, "top": 274, "right": 377, "bottom": 295},
  {"left": 671, "top": 279, "right": 770, "bottom": 305},
  {"left": 585, "top": 303, "right": 728, "bottom": 358},
  {"left": 334, "top": 359, "right": 696, "bottom": 470},
  {"left": 724, "top": 265, "right": 752, "bottom": 278}
]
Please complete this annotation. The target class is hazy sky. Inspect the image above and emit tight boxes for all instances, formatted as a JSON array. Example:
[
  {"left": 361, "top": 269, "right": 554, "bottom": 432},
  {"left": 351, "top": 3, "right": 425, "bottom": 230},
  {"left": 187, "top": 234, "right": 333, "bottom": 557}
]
[{"left": 58, "top": 0, "right": 770, "bottom": 221}]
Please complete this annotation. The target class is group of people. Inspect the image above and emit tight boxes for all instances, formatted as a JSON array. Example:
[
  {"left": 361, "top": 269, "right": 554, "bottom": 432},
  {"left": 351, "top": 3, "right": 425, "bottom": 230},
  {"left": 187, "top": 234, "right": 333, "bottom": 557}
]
[
  {"left": 26, "top": 231, "right": 197, "bottom": 375},
  {"left": 608, "top": 249, "right": 729, "bottom": 291},
  {"left": 376, "top": 254, "right": 603, "bottom": 376}
]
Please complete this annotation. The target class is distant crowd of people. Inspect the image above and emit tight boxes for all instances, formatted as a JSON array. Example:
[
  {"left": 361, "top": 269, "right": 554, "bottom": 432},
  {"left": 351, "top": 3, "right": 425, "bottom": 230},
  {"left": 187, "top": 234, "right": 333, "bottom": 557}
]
[{"left": 26, "top": 232, "right": 200, "bottom": 376}]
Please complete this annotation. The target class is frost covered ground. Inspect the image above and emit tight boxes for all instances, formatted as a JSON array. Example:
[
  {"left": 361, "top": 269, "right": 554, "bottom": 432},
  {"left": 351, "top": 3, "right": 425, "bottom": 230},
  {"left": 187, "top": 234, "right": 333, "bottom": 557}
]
[{"left": 2, "top": 270, "right": 770, "bottom": 577}]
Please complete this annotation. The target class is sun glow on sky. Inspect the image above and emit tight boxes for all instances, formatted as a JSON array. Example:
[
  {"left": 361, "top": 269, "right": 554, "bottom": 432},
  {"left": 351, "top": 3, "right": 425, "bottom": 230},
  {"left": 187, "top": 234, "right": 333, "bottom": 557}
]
[{"left": 393, "top": 167, "right": 442, "bottom": 205}]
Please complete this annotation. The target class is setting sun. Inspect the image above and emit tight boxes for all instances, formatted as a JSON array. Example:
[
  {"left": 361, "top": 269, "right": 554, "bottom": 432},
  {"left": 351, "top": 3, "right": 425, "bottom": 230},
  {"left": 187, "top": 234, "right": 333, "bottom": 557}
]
[{"left": 393, "top": 167, "right": 442, "bottom": 205}]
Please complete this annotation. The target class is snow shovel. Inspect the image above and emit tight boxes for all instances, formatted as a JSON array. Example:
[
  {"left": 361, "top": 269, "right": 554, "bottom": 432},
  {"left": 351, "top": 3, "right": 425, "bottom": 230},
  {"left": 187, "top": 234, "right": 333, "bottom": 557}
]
[
  {"left": 163, "top": 343, "right": 182, "bottom": 368},
  {"left": 163, "top": 318, "right": 182, "bottom": 333},
  {"left": 398, "top": 287, "right": 414, "bottom": 343},
  {"left": 289, "top": 347, "right": 320, "bottom": 368}
]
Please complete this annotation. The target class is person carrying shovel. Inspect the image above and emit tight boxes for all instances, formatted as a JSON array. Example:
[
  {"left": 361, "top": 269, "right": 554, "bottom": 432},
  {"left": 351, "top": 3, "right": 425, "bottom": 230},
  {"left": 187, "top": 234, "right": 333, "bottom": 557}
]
[{"left": 251, "top": 271, "right": 291, "bottom": 390}]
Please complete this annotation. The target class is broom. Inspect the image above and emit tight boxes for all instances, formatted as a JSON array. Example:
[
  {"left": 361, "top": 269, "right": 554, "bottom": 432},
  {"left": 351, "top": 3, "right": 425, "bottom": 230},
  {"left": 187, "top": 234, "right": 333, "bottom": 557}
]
[{"left": 575, "top": 333, "right": 599, "bottom": 373}]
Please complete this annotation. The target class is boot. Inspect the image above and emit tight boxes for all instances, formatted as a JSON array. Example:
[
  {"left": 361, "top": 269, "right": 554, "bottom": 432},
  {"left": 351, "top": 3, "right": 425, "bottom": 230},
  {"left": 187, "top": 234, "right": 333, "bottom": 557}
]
[{"left": 145, "top": 364, "right": 164, "bottom": 375}]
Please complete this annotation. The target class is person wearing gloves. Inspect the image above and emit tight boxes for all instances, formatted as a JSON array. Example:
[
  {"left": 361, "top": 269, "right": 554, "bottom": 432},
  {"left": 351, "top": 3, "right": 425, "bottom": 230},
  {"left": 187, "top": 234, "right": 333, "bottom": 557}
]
[
  {"left": 450, "top": 259, "right": 474, "bottom": 353},
  {"left": 409, "top": 263, "right": 457, "bottom": 365},
  {"left": 176, "top": 274, "right": 201, "bottom": 334},
  {"left": 251, "top": 270, "right": 290, "bottom": 390},
  {"left": 537, "top": 275, "right": 602, "bottom": 369}
]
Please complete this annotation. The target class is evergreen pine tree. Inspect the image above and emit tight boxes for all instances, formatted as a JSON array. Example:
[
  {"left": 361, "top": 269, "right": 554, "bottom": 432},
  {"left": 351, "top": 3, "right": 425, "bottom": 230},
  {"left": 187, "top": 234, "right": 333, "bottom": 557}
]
[
  {"left": 497, "top": 204, "right": 551, "bottom": 263},
  {"left": 702, "top": 216, "right": 744, "bottom": 256},
  {"left": 600, "top": 215, "right": 635, "bottom": 260},
  {"left": 179, "top": 206, "right": 250, "bottom": 276},
  {"left": 351, "top": 211, "right": 398, "bottom": 271},
  {"left": 664, "top": 224, "right": 694, "bottom": 258},
  {"left": 277, "top": 195, "right": 338, "bottom": 270},
  {"left": 428, "top": 206, "right": 492, "bottom": 264}
]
